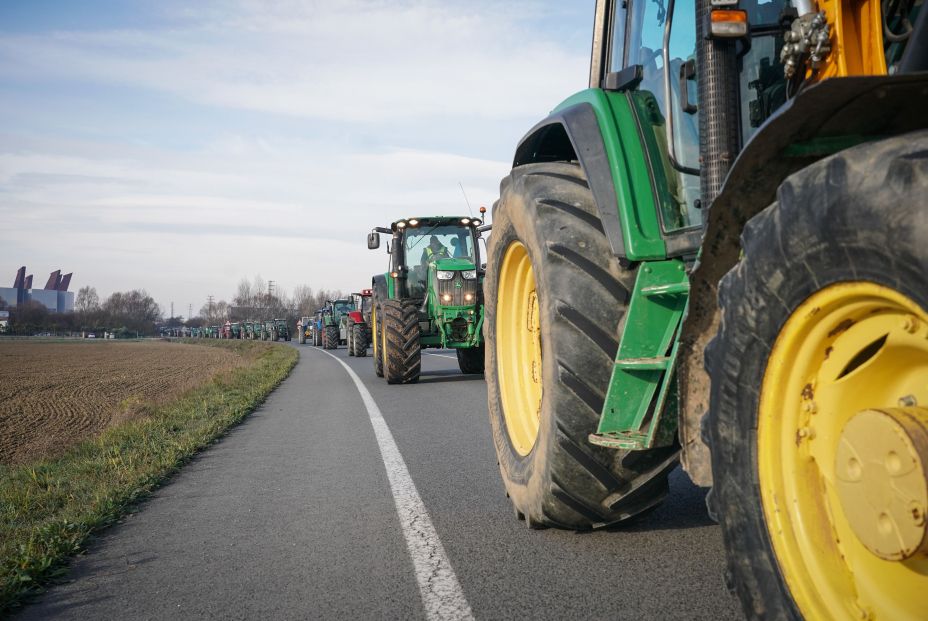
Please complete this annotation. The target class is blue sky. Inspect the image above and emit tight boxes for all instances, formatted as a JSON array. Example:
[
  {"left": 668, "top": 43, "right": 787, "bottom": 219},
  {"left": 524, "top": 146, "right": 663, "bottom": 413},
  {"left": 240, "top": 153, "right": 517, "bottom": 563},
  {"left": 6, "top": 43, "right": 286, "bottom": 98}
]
[{"left": 0, "top": 0, "right": 594, "bottom": 316}]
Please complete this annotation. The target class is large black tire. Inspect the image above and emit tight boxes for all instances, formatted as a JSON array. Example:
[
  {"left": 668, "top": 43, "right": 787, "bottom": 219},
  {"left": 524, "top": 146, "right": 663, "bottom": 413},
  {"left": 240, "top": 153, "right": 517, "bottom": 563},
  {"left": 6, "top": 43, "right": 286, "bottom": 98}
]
[
  {"left": 456, "top": 344, "right": 484, "bottom": 374},
  {"left": 324, "top": 325, "right": 338, "bottom": 350},
  {"left": 704, "top": 132, "right": 928, "bottom": 620},
  {"left": 373, "top": 304, "right": 384, "bottom": 377},
  {"left": 347, "top": 325, "right": 356, "bottom": 356},
  {"left": 486, "top": 162, "right": 678, "bottom": 529},
  {"left": 353, "top": 323, "right": 368, "bottom": 358},
  {"left": 381, "top": 299, "right": 421, "bottom": 384}
]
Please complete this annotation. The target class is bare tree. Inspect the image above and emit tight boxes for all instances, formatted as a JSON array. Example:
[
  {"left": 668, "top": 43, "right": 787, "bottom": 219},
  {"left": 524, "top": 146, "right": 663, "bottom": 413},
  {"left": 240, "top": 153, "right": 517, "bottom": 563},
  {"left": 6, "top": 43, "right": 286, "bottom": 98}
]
[
  {"left": 233, "top": 279, "right": 254, "bottom": 307},
  {"left": 75, "top": 286, "right": 100, "bottom": 314},
  {"left": 292, "top": 285, "right": 314, "bottom": 316}
]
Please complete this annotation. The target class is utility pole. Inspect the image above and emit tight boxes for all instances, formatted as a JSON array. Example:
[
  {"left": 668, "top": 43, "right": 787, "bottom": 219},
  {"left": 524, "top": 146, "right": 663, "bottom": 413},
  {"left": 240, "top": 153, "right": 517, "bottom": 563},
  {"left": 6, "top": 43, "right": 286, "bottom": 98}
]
[
  {"left": 188, "top": 303, "right": 192, "bottom": 321},
  {"left": 170, "top": 301, "right": 174, "bottom": 321},
  {"left": 207, "top": 295, "right": 214, "bottom": 321}
]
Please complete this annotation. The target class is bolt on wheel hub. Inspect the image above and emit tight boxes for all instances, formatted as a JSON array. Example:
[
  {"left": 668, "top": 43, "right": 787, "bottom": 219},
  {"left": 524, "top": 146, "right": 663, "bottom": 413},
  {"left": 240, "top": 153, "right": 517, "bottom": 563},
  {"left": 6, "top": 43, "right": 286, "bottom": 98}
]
[{"left": 835, "top": 407, "right": 928, "bottom": 561}]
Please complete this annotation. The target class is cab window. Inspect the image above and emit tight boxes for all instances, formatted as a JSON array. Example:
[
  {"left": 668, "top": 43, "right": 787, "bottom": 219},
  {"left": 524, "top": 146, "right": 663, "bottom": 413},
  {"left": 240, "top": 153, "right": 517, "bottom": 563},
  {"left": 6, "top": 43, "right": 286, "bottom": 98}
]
[{"left": 624, "top": 0, "right": 702, "bottom": 233}]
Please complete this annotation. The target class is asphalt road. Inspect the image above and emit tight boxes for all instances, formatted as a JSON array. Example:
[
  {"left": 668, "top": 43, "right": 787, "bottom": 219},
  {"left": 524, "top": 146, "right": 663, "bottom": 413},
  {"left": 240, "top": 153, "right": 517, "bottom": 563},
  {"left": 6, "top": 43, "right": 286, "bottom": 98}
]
[{"left": 17, "top": 344, "right": 742, "bottom": 620}]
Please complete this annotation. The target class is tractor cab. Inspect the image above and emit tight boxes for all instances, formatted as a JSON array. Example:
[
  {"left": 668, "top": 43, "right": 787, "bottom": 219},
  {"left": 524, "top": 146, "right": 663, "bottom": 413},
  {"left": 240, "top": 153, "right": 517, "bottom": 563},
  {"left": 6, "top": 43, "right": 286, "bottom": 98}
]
[
  {"left": 351, "top": 289, "right": 373, "bottom": 316},
  {"left": 367, "top": 216, "right": 484, "bottom": 303}
]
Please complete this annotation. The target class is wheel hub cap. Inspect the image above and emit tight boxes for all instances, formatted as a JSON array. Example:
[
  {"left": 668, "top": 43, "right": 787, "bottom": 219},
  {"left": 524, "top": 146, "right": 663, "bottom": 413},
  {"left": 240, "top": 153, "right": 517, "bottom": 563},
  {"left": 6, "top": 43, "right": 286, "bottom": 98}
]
[{"left": 836, "top": 407, "right": 928, "bottom": 561}]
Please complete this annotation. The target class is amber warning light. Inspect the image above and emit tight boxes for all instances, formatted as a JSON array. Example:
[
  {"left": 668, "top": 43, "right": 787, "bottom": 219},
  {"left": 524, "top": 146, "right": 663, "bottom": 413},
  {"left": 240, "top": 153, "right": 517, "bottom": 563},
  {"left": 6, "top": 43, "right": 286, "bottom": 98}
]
[{"left": 710, "top": 9, "right": 748, "bottom": 38}]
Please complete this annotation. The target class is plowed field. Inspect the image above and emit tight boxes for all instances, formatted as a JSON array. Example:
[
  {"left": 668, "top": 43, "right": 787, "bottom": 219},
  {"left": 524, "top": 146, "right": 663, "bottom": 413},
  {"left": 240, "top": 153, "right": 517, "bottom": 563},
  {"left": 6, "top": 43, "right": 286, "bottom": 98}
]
[{"left": 0, "top": 341, "right": 243, "bottom": 465}]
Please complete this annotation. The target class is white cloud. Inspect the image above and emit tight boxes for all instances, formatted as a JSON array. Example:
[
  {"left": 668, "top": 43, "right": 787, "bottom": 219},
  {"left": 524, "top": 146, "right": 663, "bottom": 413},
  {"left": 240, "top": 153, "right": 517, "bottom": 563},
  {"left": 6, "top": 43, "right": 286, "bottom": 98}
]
[
  {"left": 0, "top": 0, "right": 591, "bottom": 314},
  {"left": 0, "top": 0, "right": 587, "bottom": 122}
]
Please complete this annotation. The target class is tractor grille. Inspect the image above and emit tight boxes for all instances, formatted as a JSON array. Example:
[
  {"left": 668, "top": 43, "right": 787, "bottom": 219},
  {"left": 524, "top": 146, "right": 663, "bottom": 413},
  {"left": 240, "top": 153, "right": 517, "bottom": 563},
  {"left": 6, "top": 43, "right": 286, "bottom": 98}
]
[{"left": 437, "top": 272, "right": 476, "bottom": 306}]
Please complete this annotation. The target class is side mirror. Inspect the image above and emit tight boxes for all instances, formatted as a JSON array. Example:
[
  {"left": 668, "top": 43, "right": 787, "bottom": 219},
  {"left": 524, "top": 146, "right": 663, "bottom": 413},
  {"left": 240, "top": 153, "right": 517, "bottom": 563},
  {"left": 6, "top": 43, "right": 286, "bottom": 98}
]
[{"left": 367, "top": 232, "right": 381, "bottom": 250}]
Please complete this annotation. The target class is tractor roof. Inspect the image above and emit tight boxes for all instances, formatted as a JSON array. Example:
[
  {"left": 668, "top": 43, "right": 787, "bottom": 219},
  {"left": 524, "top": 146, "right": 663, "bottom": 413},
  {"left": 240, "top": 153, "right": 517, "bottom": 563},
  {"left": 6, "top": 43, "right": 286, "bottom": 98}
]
[{"left": 389, "top": 215, "right": 483, "bottom": 232}]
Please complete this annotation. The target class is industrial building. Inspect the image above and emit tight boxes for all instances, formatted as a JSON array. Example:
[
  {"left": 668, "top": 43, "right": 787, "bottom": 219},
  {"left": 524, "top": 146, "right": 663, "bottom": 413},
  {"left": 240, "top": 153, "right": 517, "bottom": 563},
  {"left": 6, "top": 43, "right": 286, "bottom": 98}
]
[{"left": 0, "top": 266, "right": 75, "bottom": 313}]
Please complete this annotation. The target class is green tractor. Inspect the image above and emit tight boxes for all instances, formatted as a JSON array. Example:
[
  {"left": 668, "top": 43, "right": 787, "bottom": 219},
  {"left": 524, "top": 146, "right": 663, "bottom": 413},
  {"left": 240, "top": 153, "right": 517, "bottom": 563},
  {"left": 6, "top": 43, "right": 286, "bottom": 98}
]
[
  {"left": 230, "top": 322, "right": 243, "bottom": 339},
  {"left": 321, "top": 299, "right": 355, "bottom": 349},
  {"left": 367, "top": 215, "right": 486, "bottom": 383},
  {"left": 264, "top": 318, "right": 290, "bottom": 342},
  {"left": 243, "top": 321, "right": 258, "bottom": 340},
  {"left": 484, "top": 0, "right": 928, "bottom": 618}
]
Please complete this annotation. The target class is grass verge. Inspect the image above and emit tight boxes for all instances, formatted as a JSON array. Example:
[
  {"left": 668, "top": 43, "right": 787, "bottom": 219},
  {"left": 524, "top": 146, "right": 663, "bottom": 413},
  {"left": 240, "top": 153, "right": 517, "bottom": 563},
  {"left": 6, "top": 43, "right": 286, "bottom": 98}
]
[{"left": 0, "top": 340, "right": 298, "bottom": 613}]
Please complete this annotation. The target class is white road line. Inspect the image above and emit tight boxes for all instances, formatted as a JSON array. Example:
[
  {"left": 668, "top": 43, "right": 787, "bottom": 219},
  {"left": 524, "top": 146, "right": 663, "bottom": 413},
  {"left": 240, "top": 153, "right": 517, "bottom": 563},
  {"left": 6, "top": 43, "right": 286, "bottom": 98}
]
[
  {"left": 423, "top": 352, "right": 457, "bottom": 359},
  {"left": 315, "top": 349, "right": 474, "bottom": 621}
]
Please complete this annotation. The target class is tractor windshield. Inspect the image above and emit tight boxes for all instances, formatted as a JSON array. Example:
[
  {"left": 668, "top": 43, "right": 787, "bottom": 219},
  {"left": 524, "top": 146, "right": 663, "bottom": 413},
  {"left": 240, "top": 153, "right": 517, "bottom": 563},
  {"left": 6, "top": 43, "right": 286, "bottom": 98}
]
[
  {"left": 403, "top": 224, "right": 477, "bottom": 298},
  {"left": 333, "top": 301, "right": 354, "bottom": 314},
  {"left": 404, "top": 225, "right": 476, "bottom": 265}
]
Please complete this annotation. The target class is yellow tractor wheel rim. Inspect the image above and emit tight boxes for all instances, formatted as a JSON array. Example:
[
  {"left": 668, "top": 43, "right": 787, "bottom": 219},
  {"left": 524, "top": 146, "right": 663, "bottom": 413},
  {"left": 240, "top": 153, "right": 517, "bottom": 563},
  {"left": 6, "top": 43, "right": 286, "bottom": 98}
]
[
  {"left": 758, "top": 282, "right": 928, "bottom": 620},
  {"left": 496, "top": 241, "right": 543, "bottom": 456}
]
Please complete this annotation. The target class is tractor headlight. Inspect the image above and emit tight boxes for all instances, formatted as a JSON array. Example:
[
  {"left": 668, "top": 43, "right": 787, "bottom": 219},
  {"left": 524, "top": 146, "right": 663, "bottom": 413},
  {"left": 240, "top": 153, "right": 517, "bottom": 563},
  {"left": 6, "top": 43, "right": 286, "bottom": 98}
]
[
  {"left": 464, "top": 293, "right": 474, "bottom": 302},
  {"left": 437, "top": 270, "right": 454, "bottom": 280},
  {"left": 441, "top": 293, "right": 452, "bottom": 303},
  {"left": 462, "top": 270, "right": 477, "bottom": 280}
]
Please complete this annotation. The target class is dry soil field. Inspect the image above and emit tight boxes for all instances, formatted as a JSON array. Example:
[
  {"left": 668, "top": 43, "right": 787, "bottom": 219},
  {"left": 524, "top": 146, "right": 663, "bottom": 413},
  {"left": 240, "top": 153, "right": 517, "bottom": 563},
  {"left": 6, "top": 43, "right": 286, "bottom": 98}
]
[{"left": 0, "top": 340, "right": 244, "bottom": 465}]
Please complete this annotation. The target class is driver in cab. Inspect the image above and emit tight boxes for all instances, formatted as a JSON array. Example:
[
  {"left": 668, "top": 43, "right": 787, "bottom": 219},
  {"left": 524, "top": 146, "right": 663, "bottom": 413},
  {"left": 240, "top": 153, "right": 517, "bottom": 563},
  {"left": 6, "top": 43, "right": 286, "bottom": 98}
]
[{"left": 420, "top": 235, "right": 450, "bottom": 265}]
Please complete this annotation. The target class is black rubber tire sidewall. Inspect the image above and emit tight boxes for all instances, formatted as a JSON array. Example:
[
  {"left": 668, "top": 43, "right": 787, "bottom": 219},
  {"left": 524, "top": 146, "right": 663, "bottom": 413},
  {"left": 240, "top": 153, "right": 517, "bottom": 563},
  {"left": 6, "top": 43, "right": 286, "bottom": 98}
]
[{"left": 707, "top": 131, "right": 928, "bottom": 620}]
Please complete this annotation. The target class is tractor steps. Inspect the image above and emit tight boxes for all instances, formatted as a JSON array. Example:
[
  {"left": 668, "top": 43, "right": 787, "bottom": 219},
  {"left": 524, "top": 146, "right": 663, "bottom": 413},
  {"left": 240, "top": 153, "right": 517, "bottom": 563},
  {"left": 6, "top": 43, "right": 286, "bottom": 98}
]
[{"left": 592, "top": 260, "right": 689, "bottom": 451}]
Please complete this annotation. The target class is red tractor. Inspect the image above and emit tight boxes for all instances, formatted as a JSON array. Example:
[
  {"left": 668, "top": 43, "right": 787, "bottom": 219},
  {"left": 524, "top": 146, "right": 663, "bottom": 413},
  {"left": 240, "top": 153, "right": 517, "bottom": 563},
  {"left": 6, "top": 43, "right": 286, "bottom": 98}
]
[{"left": 345, "top": 289, "right": 373, "bottom": 357}]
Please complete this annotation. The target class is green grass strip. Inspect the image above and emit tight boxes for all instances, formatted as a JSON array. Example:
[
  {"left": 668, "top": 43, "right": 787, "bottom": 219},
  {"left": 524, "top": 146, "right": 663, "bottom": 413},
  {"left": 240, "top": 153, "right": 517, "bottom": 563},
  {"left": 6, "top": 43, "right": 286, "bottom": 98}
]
[{"left": 0, "top": 340, "right": 298, "bottom": 613}]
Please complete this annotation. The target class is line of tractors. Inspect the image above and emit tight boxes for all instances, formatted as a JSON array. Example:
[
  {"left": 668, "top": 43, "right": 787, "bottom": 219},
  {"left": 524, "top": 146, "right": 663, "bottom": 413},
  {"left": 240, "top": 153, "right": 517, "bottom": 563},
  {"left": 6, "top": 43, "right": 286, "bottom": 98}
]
[
  {"left": 186, "top": 319, "right": 291, "bottom": 341},
  {"left": 325, "top": 0, "right": 928, "bottom": 618},
  {"left": 183, "top": 0, "right": 925, "bottom": 615},
  {"left": 295, "top": 214, "right": 489, "bottom": 384}
]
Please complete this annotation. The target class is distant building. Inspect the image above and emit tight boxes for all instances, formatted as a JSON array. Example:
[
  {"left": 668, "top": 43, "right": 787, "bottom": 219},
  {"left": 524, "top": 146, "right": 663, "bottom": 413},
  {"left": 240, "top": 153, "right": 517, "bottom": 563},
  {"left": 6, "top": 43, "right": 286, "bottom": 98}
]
[{"left": 1, "top": 266, "right": 75, "bottom": 313}]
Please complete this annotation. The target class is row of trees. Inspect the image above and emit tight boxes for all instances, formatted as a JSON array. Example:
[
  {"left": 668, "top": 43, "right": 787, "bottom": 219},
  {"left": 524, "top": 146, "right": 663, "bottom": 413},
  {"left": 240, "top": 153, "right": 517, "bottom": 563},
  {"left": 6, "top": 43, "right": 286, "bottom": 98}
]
[
  {"left": 190, "top": 277, "right": 347, "bottom": 328},
  {"left": 0, "top": 277, "right": 351, "bottom": 336},
  {"left": 1, "top": 287, "right": 160, "bottom": 336}
]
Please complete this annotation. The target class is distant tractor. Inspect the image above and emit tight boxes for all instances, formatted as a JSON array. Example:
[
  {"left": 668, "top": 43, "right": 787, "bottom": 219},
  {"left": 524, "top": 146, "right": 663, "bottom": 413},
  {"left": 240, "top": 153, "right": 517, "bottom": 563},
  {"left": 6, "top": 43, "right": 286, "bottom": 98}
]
[
  {"left": 230, "top": 322, "right": 243, "bottom": 339},
  {"left": 297, "top": 316, "right": 311, "bottom": 344},
  {"left": 264, "top": 318, "right": 290, "bottom": 342},
  {"left": 312, "top": 309, "right": 324, "bottom": 346},
  {"left": 207, "top": 325, "right": 219, "bottom": 339},
  {"left": 322, "top": 299, "right": 355, "bottom": 349},
  {"left": 367, "top": 215, "right": 486, "bottom": 383},
  {"left": 275, "top": 318, "right": 291, "bottom": 341},
  {"left": 344, "top": 290, "right": 373, "bottom": 357}
]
